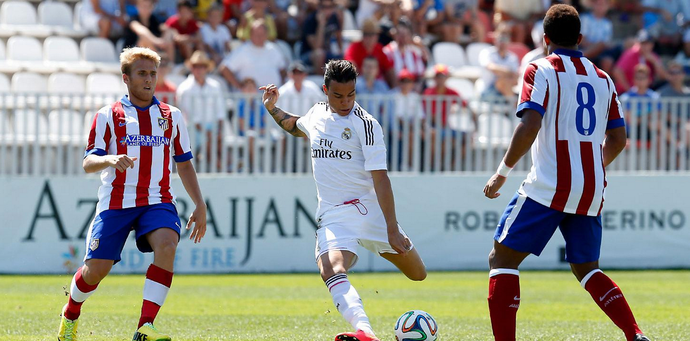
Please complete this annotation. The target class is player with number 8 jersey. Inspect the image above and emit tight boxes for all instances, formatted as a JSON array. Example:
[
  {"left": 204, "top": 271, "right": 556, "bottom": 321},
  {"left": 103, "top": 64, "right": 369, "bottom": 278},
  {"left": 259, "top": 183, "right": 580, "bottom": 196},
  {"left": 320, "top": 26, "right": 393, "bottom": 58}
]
[{"left": 482, "top": 4, "right": 650, "bottom": 341}]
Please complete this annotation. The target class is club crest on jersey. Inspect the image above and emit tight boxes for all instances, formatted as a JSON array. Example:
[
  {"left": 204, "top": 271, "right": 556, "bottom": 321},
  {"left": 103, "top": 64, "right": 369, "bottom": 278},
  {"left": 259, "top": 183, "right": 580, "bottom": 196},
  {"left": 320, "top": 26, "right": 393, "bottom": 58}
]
[
  {"left": 341, "top": 128, "right": 352, "bottom": 140},
  {"left": 158, "top": 117, "right": 170, "bottom": 131},
  {"left": 89, "top": 239, "right": 99, "bottom": 251}
]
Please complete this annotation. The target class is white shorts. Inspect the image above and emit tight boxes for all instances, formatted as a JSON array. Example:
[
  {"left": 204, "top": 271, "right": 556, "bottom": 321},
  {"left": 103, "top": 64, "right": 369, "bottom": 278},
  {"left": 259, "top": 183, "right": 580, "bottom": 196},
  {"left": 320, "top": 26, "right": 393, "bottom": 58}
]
[{"left": 314, "top": 196, "right": 413, "bottom": 264}]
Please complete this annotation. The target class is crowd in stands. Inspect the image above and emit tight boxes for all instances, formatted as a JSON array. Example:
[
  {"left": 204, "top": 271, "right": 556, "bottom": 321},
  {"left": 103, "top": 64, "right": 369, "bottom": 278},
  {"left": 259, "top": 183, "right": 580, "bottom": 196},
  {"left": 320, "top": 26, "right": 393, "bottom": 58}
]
[{"left": 4, "top": 0, "right": 690, "bottom": 173}]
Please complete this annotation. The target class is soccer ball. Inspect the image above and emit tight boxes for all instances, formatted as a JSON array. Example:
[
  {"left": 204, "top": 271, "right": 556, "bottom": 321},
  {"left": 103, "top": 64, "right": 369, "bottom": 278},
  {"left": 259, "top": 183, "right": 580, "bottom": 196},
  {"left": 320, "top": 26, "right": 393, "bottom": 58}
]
[{"left": 394, "top": 310, "right": 439, "bottom": 341}]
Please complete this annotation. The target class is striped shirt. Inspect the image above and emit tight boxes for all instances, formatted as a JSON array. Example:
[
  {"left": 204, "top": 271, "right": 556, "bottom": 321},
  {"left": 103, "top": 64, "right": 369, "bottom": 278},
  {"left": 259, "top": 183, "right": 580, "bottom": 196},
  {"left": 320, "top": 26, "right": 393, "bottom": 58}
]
[
  {"left": 85, "top": 95, "right": 193, "bottom": 215},
  {"left": 580, "top": 13, "right": 613, "bottom": 44},
  {"left": 516, "top": 49, "right": 625, "bottom": 216},
  {"left": 296, "top": 101, "right": 387, "bottom": 218}
]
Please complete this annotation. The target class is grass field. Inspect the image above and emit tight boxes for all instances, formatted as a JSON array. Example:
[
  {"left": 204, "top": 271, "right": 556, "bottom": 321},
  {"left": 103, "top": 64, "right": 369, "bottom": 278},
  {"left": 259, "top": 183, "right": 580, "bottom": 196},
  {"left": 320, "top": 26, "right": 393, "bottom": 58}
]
[{"left": 0, "top": 270, "right": 688, "bottom": 340}]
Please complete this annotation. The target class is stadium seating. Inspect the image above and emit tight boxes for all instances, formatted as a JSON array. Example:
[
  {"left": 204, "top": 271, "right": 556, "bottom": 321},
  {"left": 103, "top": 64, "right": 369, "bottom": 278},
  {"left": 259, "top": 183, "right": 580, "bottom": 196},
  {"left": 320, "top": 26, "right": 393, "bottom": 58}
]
[
  {"left": 48, "top": 72, "right": 86, "bottom": 108},
  {"left": 48, "top": 109, "right": 85, "bottom": 143},
  {"left": 432, "top": 42, "right": 467, "bottom": 70},
  {"left": 80, "top": 37, "right": 121, "bottom": 73},
  {"left": 85, "top": 72, "right": 124, "bottom": 108},
  {"left": 0, "top": 0, "right": 51, "bottom": 38},
  {"left": 11, "top": 72, "right": 48, "bottom": 94},
  {"left": 7, "top": 36, "right": 57, "bottom": 73},
  {"left": 475, "top": 113, "right": 514, "bottom": 148},
  {"left": 465, "top": 42, "right": 492, "bottom": 67},
  {"left": 0, "top": 41, "right": 20, "bottom": 73},
  {"left": 445, "top": 78, "right": 475, "bottom": 100},
  {"left": 44, "top": 36, "right": 96, "bottom": 74},
  {"left": 37, "top": 1, "right": 87, "bottom": 38}
]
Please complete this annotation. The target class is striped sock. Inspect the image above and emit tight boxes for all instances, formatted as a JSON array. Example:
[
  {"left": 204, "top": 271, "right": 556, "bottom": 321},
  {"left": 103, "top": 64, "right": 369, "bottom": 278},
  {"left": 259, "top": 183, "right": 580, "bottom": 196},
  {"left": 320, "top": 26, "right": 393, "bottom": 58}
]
[
  {"left": 138, "top": 264, "right": 173, "bottom": 328},
  {"left": 64, "top": 266, "right": 100, "bottom": 320},
  {"left": 325, "top": 273, "right": 374, "bottom": 335}
]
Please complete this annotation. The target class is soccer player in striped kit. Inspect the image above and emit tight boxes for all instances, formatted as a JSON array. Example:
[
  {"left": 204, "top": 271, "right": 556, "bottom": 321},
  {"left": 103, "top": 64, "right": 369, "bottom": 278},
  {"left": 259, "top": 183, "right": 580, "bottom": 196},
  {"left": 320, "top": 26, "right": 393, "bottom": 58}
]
[
  {"left": 260, "top": 60, "right": 427, "bottom": 341},
  {"left": 57, "top": 47, "right": 207, "bottom": 341},
  {"left": 483, "top": 5, "right": 650, "bottom": 341}
]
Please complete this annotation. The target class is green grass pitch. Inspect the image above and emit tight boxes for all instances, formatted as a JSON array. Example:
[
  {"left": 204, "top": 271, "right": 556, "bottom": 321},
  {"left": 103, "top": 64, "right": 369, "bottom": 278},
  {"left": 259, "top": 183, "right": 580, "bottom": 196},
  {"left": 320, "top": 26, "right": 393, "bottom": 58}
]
[{"left": 1, "top": 270, "right": 688, "bottom": 340}]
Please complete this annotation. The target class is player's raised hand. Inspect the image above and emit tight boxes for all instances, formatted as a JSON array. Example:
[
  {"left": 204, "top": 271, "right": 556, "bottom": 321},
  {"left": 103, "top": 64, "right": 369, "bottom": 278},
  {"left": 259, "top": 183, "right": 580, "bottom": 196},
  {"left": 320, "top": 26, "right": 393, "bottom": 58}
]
[
  {"left": 259, "top": 84, "right": 279, "bottom": 109},
  {"left": 107, "top": 155, "right": 138, "bottom": 172},
  {"left": 187, "top": 204, "right": 207, "bottom": 243},
  {"left": 483, "top": 173, "right": 506, "bottom": 199},
  {"left": 388, "top": 229, "right": 411, "bottom": 255}
]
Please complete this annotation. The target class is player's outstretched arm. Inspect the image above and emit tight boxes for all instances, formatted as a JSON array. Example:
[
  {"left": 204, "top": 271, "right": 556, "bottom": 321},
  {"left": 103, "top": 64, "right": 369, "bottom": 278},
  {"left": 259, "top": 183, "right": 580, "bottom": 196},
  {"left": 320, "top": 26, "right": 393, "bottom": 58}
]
[
  {"left": 602, "top": 126, "right": 627, "bottom": 167},
  {"left": 484, "top": 109, "right": 542, "bottom": 199},
  {"left": 372, "top": 169, "right": 411, "bottom": 255},
  {"left": 259, "top": 84, "right": 306, "bottom": 137},
  {"left": 176, "top": 160, "right": 207, "bottom": 243}
]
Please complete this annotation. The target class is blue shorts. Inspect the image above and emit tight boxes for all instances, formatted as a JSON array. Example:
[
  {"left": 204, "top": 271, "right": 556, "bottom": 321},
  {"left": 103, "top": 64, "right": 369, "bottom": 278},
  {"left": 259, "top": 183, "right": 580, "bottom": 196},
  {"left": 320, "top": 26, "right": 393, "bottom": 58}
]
[
  {"left": 494, "top": 192, "right": 602, "bottom": 264},
  {"left": 84, "top": 203, "right": 181, "bottom": 264}
]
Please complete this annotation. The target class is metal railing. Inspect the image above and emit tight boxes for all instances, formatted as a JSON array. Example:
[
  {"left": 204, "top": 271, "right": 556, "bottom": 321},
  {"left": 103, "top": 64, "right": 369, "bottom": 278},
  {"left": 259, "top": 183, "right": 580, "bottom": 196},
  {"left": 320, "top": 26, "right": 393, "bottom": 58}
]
[{"left": 0, "top": 92, "right": 688, "bottom": 176}]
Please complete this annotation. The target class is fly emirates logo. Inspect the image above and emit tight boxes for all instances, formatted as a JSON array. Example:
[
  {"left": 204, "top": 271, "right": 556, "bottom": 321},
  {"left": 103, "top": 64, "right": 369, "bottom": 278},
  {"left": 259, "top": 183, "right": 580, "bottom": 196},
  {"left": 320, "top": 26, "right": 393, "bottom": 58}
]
[{"left": 311, "top": 138, "right": 352, "bottom": 160}]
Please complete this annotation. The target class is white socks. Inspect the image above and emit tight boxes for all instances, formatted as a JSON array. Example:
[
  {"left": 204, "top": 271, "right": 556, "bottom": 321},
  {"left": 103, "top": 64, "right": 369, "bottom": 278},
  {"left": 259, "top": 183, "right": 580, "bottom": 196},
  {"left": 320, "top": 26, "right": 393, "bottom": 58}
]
[{"left": 325, "top": 273, "right": 374, "bottom": 335}]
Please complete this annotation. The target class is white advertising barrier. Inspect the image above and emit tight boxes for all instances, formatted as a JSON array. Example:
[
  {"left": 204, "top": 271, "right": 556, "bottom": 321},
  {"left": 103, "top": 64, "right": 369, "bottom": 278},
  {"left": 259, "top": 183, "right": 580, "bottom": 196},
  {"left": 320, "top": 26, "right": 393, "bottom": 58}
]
[{"left": 0, "top": 175, "right": 689, "bottom": 274}]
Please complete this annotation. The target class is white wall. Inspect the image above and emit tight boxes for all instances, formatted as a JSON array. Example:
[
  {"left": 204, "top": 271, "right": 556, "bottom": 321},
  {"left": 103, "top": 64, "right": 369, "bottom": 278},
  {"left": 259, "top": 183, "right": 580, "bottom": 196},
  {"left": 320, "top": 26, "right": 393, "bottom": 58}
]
[{"left": 1, "top": 174, "right": 688, "bottom": 274}]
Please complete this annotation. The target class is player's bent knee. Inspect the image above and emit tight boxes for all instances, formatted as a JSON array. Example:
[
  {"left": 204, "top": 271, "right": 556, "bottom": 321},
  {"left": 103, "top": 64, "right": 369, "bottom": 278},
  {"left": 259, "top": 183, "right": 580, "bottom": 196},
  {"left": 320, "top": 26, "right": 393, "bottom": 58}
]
[{"left": 408, "top": 269, "right": 427, "bottom": 281}]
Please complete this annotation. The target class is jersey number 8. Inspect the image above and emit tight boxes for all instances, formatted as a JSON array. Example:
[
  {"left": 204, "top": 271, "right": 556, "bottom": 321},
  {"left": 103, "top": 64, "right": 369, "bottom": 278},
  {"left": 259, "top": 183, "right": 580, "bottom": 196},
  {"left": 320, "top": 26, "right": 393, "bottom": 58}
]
[{"left": 575, "top": 82, "right": 596, "bottom": 136}]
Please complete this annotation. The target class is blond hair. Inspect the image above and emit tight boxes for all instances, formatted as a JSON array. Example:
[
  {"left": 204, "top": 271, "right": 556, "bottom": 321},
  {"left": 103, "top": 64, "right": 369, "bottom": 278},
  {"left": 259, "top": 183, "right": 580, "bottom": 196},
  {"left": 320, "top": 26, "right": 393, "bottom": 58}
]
[{"left": 120, "top": 47, "right": 161, "bottom": 75}]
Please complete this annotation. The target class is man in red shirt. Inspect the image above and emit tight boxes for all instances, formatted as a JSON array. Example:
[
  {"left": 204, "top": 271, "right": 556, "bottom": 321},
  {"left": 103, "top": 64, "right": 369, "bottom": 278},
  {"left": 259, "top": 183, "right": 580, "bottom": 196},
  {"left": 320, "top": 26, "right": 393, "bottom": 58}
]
[
  {"left": 344, "top": 19, "right": 396, "bottom": 88},
  {"left": 164, "top": 0, "right": 202, "bottom": 61}
]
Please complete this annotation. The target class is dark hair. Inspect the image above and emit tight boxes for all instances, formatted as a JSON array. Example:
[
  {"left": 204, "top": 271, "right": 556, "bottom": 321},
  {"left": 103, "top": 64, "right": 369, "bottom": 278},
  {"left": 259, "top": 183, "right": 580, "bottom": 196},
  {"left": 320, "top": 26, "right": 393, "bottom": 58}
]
[
  {"left": 177, "top": 0, "right": 193, "bottom": 9},
  {"left": 323, "top": 60, "right": 358, "bottom": 89},
  {"left": 543, "top": 4, "right": 580, "bottom": 47}
]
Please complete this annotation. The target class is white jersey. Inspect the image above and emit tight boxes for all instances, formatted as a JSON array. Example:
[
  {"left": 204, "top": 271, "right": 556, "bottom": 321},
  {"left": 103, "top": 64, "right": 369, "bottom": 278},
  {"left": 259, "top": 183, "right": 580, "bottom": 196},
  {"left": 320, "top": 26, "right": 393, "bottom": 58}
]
[
  {"left": 297, "top": 101, "right": 387, "bottom": 218},
  {"left": 516, "top": 49, "right": 624, "bottom": 216}
]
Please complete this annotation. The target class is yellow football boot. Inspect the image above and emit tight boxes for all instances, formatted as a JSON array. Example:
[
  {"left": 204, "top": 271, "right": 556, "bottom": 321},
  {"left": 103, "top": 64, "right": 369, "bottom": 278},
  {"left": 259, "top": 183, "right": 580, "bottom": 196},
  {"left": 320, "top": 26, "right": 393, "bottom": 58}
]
[
  {"left": 132, "top": 323, "right": 171, "bottom": 341},
  {"left": 57, "top": 304, "right": 78, "bottom": 341}
]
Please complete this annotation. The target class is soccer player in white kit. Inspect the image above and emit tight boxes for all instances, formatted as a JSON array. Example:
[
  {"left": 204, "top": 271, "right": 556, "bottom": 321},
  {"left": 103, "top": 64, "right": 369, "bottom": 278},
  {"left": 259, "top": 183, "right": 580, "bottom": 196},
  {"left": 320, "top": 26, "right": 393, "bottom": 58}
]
[
  {"left": 260, "top": 60, "right": 427, "bottom": 341},
  {"left": 483, "top": 5, "right": 650, "bottom": 341}
]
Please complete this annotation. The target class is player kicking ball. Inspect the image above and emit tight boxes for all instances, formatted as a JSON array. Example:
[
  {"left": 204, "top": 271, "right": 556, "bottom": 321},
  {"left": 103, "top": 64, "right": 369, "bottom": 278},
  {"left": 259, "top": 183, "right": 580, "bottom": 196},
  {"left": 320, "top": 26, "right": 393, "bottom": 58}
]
[
  {"left": 57, "top": 47, "right": 207, "bottom": 341},
  {"left": 483, "top": 5, "right": 650, "bottom": 341},
  {"left": 260, "top": 60, "right": 427, "bottom": 341}
]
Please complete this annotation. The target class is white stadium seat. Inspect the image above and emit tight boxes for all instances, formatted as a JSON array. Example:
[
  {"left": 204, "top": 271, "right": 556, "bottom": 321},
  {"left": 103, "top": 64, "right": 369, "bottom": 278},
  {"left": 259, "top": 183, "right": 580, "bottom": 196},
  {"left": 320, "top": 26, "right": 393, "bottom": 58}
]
[
  {"left": 446, "top": 78, "right": 475, "bottom": 100},
  {"left": 37, "top": 1, "right": 87, "bottom": 38},
  {"left": 432, "top": 42, "right": 467, "bottom": 70},
  {"left": 81, "top": 38, "right": 121, "bottom": 73},
  {"left": 86, "top": 72, "right": 124, "bottom": 108},
  {"left": 0, "top": 39, "right": 20, "bottom": 73},
  {"left": 7, "top": 36, "right": 57, "bottom": 73},
  {"left": 465, "top": 42, "right": 492, "bottom": 67},
  {"left": 44, "top": 36, "right": 96, "bottom": 74},
  {"left": 0, "top": 1, "right": 52, "bottom": 38},
  {"left": 49, "top": 72, "right": 86, "bottom": 94},
  {"left": 48, "top": 109, "right": 85, "bottom": 143},
  {"left": 11, "top": 72, "right": 48, "bottom": 94}
]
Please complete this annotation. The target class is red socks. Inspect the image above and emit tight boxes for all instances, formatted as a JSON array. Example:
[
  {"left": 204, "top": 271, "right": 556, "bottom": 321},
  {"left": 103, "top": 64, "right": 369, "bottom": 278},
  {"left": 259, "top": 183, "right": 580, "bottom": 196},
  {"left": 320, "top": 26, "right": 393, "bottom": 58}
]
[
  {"left": 488, "top": 269, "right": 520, "bottom": 341},
  {"left": 138, "top": 264, "right": 174, "bottom": 328},
  {"left": 581, "top": 269, "right": 643, "bottom": 341},
  {"left": 64, "top": 267, "right": 100, "bottom": 321}
]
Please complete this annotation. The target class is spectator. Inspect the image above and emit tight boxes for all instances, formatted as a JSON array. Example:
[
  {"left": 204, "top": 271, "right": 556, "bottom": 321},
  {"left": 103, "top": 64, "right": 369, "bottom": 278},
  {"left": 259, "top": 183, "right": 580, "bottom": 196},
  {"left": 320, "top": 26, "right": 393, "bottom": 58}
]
[
  {"left": 412, "top": 0, "right": 446, "bottom": 39},
  {"left": 479, "top": 24, "right": 519, "bottom": 102},
  {"left": 154, "top": 54, "right": 177, "bottom": 104},
  {"left": 657, "top": 61, "right": 690, "bottom": 97},
  {"left": 392, "top": 69, "right": 425, "bottom": 170},
  {"left": 300, "top": 0, "right": 343, "bottom": 74},
  {"left": 580, "top": 0, "right": 620, "bottom": 73},
  {"left": 493, "top": 0, "right": 545, "bottom": 45},
  {"left": 236, "top": 0, "right": 278, "bottom": 41},
  {"left": 269, "top": 0, "right": 303, "bottom": 42},
  {"left": 237, "top": 78, "right": 269, "bottom": 171},
  {"left": 200, "top": 4, "right": 233, "bottom": 66},
  {"left": 620, "top": 64, "right": 661, "bottom": 149},
  {"left": 442, "top": 0, "right": 488, "bottom": 43},
  {"left": 153, "top": 0, "right": 177, "bottom": 22},
  {"left": 176, "top": 51, "right": 226, "bottom": 169},
  {"left": 356, "top": 57, "right": 391, "bottom": 95},
  {"left": 278, "top": 61, "right": 325, "bottom": 115},
  {"left": 124, "top": 0, "right": 175, "bottom": 60},
  {"left": 675, "top": 31, "right": 690, "bottom": 74},
  {"left": 383, "top": 19, "right": 428, "bottom": 88},
  {"left": 165, "top": 0, "right": 203, "bottom": 62},
  {"left": 344, "top": 19, "right": 396, "bottom": 87},
  {"left": 220, "top": 20, "right": 287, "bottom": 90},
  {"left": 641, "top": 0, "right": 684, "bottom": 55},
  {"left": 222, "top": 0, "right": 244, "bottom": 36},
  {"left": 80, "top": 0, "right": 126, "bottom": 38},
  {"left": 613, "top": 29, "right": 669, "bottom": 94}
]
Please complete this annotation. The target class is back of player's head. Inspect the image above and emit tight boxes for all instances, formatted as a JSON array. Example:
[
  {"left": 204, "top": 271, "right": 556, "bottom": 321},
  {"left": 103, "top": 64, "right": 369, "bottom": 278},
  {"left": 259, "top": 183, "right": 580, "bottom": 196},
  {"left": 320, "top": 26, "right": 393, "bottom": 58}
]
[
  {"left": 543, "top": 4, "right": 581, "bottom": 47},
  {"left": 323, "top": 60, "right": 358, "bottom": 89},
  {"left": 120, "top": 47, "right": 161, "bottom": 75}
]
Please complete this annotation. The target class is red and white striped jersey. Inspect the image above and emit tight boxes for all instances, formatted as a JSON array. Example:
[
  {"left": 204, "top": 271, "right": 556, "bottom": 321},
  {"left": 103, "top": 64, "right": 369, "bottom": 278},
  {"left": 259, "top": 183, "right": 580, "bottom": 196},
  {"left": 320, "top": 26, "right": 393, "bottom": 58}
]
[
  {"left": 86, "top": 96, "right": 193, "bottom": 214},
  {"left": 516, "top": 49, "right": 625, "bottom": 216}
]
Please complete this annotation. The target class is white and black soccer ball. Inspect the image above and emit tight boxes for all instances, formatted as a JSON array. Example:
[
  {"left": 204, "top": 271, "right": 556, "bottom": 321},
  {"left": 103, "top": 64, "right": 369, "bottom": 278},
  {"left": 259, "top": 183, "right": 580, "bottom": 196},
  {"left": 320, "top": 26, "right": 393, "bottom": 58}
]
[{"left": 394, "top": 310, "right": 439, "bottom": 341}]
